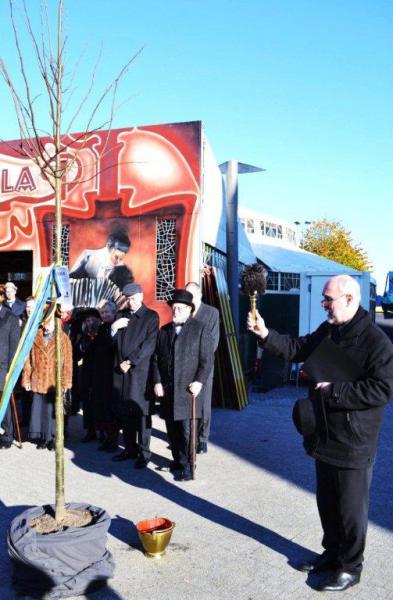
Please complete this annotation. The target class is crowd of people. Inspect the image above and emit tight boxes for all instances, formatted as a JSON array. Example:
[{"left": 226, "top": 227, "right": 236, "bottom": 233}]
[
  {"left": 0, "top": 279, "right": 219, "bottom": 483},
  {"left": 1, "top": 273, "right": 393, "bottom": 591}
]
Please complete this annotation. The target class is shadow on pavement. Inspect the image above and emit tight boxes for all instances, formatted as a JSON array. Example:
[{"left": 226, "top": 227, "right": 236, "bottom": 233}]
[{"left": 70, "top": 442, "right": 311, "bottom": 570}]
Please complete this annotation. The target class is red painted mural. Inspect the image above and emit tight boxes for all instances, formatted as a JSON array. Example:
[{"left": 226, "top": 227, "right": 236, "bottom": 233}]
[{"left": 0, "top": 121, "right": 203, "bottom": 323}]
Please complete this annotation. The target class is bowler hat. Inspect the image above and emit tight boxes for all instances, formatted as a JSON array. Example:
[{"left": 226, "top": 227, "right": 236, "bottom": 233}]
[
  {"left": 292, "top": 397, "right": 316, "bottom": 437},
  {"left": 123, "top": 283, "right": 142, "bottom": 296},
  {"left": 167, "top": 289, "right": 194, "bottom": 310}
]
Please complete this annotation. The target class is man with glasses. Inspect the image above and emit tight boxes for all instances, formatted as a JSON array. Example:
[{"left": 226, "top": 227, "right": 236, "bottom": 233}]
[
  {"left": 153, "top": 289, "right": 214, "bottom": 481},
  {"left": 111, "top": 283, "right": 159, "bottom": 469},
  {"left": 247, "top": 274, "right": 393, "bottom": 592}
]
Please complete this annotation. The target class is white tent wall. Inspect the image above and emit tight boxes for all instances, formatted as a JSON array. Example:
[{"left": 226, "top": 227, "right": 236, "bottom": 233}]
[{"left": 299, "top": 271, "right": 371, "bottom": 335}]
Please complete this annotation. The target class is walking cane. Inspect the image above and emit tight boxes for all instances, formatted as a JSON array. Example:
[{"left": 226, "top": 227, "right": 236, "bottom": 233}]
[
  {"left": 11, "top": 393, "right": 23, "bottom": 449},
  {"left": 190, "top": 393, "right": 197, "bottom": 480}
]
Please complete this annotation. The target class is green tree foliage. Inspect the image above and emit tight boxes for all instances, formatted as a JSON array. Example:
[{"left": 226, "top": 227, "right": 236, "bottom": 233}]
[{"left": 301, "top": 219, "right": 371, "bottom": 271}]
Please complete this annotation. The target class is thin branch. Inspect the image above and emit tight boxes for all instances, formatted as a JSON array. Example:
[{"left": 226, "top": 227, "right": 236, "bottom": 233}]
[
  {"left": 65, "top": 43, "right": 103, "bottom": 134},
  {"left": 22, "top": 0, "right": 56, "bottom": 126}
]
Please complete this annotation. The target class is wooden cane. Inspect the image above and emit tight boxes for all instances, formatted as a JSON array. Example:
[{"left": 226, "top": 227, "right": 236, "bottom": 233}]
[
  {"left": 11, "top": 393, "right": 23, "bottom": 449},
  {"left": 190, "top": 393, "right": 196, "bottom": 480}
]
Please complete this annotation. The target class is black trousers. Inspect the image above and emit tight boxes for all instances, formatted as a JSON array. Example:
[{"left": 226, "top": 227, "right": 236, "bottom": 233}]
[
  {"left": 1, "top": 401, "right": 14, "bottom": 442},
  {"left": 165, "top": 417, "right": 199, "bottom": 470},
  {"left": 316, "top": 459, "right": 373, "bottom": 573},
  {"left": 122, "top": 415, "right": 151, "bottom": 460}
]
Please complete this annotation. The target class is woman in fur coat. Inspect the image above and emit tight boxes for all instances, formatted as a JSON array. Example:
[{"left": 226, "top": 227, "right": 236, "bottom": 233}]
[{"left": 22, "top": 314, "right": 72, "bottom": 450}]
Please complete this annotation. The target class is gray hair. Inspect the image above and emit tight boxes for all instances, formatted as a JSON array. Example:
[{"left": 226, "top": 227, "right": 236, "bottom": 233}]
[{"left": 330, "top": 275, "right": 361, "bottom": 303}]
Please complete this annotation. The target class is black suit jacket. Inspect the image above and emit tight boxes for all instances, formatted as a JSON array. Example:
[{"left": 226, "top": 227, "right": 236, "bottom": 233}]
[
  {"left": 112, "top": 304, "right": 159, "bottom": 417},
  {"left": 152, "top": 318, "right": 214, "bottom": 421},
  {"left": 0, "top": 306, "right": 21, "bottom": 390}
]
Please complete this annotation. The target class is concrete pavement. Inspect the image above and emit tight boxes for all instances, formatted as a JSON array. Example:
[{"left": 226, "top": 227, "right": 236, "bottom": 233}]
[{"left": 1, "top": 384, "right": 392, "bottom": 600}]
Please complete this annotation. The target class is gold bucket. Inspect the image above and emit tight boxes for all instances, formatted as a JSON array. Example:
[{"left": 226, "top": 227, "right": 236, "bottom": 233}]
[{"left": 136, "top": 517, "right": 176, "bottom": 558}]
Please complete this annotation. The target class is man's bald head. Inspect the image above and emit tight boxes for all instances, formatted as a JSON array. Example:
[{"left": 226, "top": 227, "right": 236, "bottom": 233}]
[{"left": 322, "top": 275, "right": 361, "bottom": 325}]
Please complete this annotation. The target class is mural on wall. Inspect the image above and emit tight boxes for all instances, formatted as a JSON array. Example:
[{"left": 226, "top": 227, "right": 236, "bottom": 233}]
[{"left": 0, "top": 121, "right": 202, "bottom": 323}]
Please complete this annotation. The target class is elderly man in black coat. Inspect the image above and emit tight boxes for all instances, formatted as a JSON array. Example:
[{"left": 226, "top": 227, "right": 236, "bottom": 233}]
[
  {"left": 248, "top": 274, "right": 393, "bottom": 592},
  {"left": 0, "top": 288, "right": 21, "bottom": 448},
  {"left": 111, "top": 283, "right": 159, "bottom": 468},
  {"left": 153, "top": 289, "right": 214, "bottom": 481},
  {"left": 4, "top": 281, "right": 26, "bottom": 320},
  {"left": 186, "top": 281, "right": 220, "bottom": 454}
]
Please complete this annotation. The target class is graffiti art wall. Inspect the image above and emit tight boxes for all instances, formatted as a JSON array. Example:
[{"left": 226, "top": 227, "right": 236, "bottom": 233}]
[{"left": 0, "top": 121, "right": 203, "bottom": 323}]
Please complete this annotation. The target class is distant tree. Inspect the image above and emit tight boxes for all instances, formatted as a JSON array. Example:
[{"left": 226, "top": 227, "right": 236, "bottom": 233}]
[{"left": 301, "top": 219, "right": 371, "bottom": 271}]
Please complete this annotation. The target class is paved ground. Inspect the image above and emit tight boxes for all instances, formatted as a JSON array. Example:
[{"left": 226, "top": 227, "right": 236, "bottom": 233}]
[{"left": 1, "top": 382, "right": 393, "bottom": 600}]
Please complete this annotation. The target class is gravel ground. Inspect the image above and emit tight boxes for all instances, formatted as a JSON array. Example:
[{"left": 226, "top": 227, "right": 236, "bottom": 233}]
[{"left": 1, "top": 384, "right": 392, "bottom": 600}]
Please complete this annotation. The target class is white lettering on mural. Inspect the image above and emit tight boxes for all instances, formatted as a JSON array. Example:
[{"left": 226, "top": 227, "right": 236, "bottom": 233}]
[
  {"left": 0, "top": 154, "right": 53, "bottom": 199},
  {"left": 1, "top": 166, "right": 36, "bottom": 193}
]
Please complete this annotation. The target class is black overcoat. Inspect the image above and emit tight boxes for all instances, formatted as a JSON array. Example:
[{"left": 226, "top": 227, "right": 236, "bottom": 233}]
[
  {"left": 262, "top": 306, "right": 393, "bottom": 468},
  {"left": 112, "top": 304, "right": 159, "bottom": 417},
  {"left": 5, "top": 297, "right": 26, "bottom": 318},
  {"left": 0, "top": 306, "right": 20, "bottom": 390},
  {"left": 194, "top": 302, "right": 220, "bottom": 352},
  {"left": 88, "top": 323, "right": 116, "bottom": 423},
  {"left": 152, "top": 318, "right": 214, "bottom": 421}
]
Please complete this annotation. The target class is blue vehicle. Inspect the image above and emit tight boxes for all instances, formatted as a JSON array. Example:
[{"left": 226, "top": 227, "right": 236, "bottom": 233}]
[{"left": 382, "top": 271, "right": 393, "bottom": 318}]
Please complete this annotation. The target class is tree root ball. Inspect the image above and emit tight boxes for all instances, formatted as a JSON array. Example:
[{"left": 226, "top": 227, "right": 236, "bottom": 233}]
[
  {"left": 30, "top": 509, "right": 94, "bottom": 533},
  {"left": 8, "top": 503, "right": 114, "bottom": 599}
]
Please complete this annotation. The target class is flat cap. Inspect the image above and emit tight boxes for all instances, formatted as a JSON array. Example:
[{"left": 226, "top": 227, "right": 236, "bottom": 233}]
[{"left": 123, "top": 283, "right": 142, "bottom": 296}]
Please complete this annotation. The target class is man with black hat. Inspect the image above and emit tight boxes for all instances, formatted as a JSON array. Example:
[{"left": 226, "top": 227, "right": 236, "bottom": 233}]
[
  {"left": 153, "top": 289, "right": 214, "bottom": 481},
  {"left": 111, "top": 283, "right": 159, "bottom": 468}
]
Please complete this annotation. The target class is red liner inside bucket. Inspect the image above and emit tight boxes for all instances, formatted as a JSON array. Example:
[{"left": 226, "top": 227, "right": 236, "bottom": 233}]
[{"left": 136, "top": 518, "right": 172, "bottom": 534}]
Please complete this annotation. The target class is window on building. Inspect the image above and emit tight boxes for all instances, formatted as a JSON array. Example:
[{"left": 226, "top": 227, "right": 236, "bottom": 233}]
[
  {"left": 265, "top": 222, "right": 277, "bottom": 237},
  {"left": 266, "top": 271, "right": 279, "bottom": 290},
  {"left": 260, "top": 221, "right": 265, "bottom": 235},
  {"left": 281, "top": 272, "right": 300, "bottom": 291},
  {"left": 246, "top": 219, "right": 255, "bottom": 234},
  {"left": 286, "top": 228, "right": 296, "bottom": 244},
  {"left": 52, "top": 224, "right": 70, "bottom": 265},
  {"left": 156, "top": 218, "right": 176, "bottom": 301}
]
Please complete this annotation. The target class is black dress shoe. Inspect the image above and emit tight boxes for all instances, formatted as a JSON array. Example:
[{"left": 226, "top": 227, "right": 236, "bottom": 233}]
[
  {"left": 318, "top": 571, "right": 360, "bottom": 592},
  {"left": 111, "top": 450, "right": 136, "bottom": 462},
  {"left": 134, "top": 457, "right": 149, "bottom": 469},
  {"left": 46, "top": 440, "right": 55, "bottom": 451},
  {"left": 176, "top": 468, "right": 193, "bottom": 481},
  {"left": 0, "top": 440, "right": 12, "bottom": 449},
  {"left": 197, "top": 442, "right": 207, "bottom": 454},
  {"left": 36, "top": 441, "right": 47, "bottom": 450},
  {"left": 298, "top": 552, "right": 338, "bottom": 573}
]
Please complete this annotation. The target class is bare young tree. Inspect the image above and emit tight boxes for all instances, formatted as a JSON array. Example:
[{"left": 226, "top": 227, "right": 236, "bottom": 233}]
[{"left": 0, "top": 0, "right": 141, "bottom": 526}]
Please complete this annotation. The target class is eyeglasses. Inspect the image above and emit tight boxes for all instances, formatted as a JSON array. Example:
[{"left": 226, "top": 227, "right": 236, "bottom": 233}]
[
  {"left": 172, "top": 305, "right": 190, "bottom": 313},
  {"left": 321, "top": 293, "right": 347, "bottom": 305}
]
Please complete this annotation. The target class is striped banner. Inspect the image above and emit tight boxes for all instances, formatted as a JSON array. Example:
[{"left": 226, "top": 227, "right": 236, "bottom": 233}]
[{"left": 0, "top": 266, "right": 57, "bottom": 424}]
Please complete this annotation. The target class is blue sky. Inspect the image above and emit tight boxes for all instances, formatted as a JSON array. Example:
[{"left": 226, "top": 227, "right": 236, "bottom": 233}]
[{"left": 0, "top": 0, "right": 392, "bottom": 292}]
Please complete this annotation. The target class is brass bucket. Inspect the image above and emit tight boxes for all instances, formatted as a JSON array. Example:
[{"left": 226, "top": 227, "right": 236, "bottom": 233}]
[{"left": 136, "top": 517, "right": 175, "bottom": 558}]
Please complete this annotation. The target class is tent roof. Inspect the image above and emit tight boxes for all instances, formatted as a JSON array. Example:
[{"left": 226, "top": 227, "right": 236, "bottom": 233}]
[{"left": 252, "top": 242, "right": 360, "bottom": 275}]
